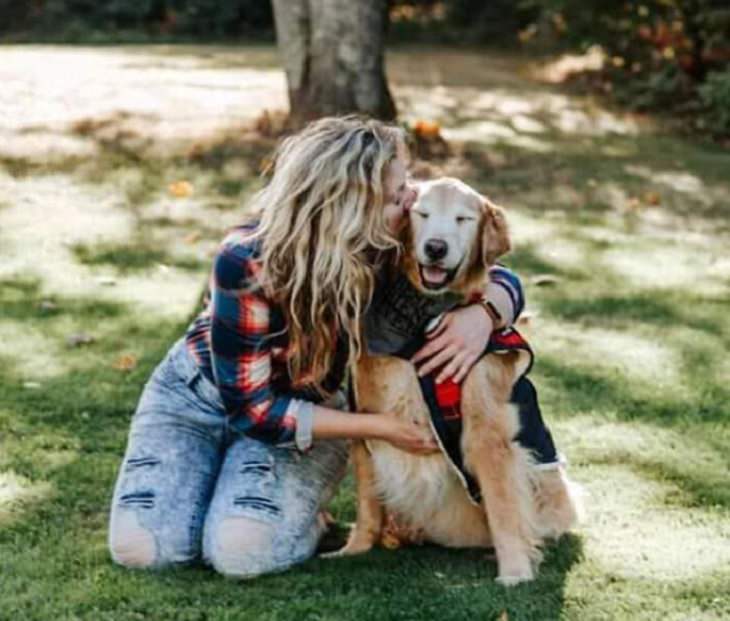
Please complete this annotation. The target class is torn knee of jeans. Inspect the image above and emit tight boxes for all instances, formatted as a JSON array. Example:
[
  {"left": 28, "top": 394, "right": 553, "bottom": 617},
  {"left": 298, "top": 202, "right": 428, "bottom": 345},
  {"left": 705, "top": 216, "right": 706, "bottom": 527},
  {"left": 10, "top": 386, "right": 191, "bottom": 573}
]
[
  {"left": 239, "top": 460, "right": 272, "bottom": 476},
  {"left": 118, "top": 490, "right": 155, "bottom": 509},
  {"left": 110, "top": 510, "right": 157, "bottom": 568},
  {"left": 212, "top": 516, "right": 276, "bottom": 577},
  {"left": 233, "top": 495, "right": 280, "bottom": 518},
  {"left": 125, "top": 456, "right": 161, "bottom": 471}
]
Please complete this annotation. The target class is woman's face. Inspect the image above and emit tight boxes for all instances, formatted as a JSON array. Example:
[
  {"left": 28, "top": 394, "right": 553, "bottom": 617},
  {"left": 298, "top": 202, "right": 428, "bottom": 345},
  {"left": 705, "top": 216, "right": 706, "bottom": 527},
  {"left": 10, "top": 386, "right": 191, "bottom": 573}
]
[{"left": 383, "top": 142, "right": 418, "bottom": 235}]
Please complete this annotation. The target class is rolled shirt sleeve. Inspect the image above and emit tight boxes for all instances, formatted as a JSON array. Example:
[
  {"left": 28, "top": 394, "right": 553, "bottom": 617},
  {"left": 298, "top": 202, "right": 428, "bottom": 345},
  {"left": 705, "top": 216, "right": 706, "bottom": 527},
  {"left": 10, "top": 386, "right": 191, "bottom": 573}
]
[{"left": 484, "top": 265, "right": 525, "bottom": 327}]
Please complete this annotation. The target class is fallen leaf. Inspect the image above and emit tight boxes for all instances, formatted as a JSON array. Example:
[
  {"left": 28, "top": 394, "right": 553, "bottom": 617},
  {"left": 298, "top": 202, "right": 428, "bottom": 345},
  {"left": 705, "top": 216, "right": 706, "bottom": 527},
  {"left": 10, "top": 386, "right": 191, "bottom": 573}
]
[
  {"left": 380, "top": 531, "right": 402, "bottom": 550},
  {"left": 168, "top": 180, "right": 194, "bottom": 198},
  {"left": 113, "top": 354, "right": 138, "bottom": 372},
  {"left": 413, "top": 120, "right": 442, "bottom": 139},
  {"left": 531, "top": 274, "right": 560, "bottom": 287},
  {"left": 184, "top": 231, "right": 201, "bottom": 244},
  {"left": 643, "top": 191, "right": 661, "bottom": 206},
  {"left": 499, "top": 611, "right": 510, "bottom": 621},
  {"left": 66, "top": 333, "right": 96, "bottom": 348}
]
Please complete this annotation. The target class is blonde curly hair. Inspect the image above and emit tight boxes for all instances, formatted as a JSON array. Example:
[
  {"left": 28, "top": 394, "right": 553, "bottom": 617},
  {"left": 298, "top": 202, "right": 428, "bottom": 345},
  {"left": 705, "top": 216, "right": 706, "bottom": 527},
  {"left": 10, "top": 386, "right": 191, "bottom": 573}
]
[{"left": 247, "top": 115, "right": 406, "bottom": 391}]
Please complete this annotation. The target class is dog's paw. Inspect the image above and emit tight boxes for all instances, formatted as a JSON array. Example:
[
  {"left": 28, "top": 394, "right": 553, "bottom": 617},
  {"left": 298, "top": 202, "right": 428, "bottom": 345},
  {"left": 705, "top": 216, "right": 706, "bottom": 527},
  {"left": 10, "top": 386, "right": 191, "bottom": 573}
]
[
  {"left": 495, "top": 571, "right": 534, "bottom": 587},
  {"left": 320, "top": 540, "right": 372, "bottom": 559},
  {"left": 495, "top": 555, "right": 534, "bottom": 586}
]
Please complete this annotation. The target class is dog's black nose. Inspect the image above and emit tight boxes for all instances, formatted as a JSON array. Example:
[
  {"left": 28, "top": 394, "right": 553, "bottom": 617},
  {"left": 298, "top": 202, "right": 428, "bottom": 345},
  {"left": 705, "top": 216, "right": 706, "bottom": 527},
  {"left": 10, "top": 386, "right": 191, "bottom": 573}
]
[{"left": 424, "top": 238, "right": 448, "bottom": 261}]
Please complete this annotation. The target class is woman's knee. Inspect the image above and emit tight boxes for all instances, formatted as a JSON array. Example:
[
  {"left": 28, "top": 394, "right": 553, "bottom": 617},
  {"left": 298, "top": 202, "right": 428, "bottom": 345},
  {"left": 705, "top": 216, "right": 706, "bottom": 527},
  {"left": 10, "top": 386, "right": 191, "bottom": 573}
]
[
  {"left": 109, "top": 509, "right": 158, "bottom": 569},
  {"left": 207, "top": 516, "right": 286, "bottom": 578},
  {"left": 109, "top": 507, "right": 201, "bottom": 569}
]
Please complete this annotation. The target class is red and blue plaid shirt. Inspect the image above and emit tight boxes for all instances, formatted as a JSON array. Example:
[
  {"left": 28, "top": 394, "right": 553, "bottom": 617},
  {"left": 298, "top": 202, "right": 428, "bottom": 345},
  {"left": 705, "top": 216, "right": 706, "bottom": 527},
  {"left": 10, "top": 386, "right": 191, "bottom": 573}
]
[{"left": 186, "top": 225, "right": 347, "bottom": 445}]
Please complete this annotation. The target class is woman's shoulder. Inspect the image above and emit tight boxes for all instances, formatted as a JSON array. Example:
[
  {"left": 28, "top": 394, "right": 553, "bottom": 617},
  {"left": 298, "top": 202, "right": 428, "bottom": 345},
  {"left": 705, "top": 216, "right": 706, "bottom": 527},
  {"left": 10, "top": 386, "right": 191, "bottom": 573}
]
[
  {"left": 220, "top": 221, "right": 261, "bottom": 258},
  {"left": 213, "top": 222, "right": 263, "bottom": 289}
]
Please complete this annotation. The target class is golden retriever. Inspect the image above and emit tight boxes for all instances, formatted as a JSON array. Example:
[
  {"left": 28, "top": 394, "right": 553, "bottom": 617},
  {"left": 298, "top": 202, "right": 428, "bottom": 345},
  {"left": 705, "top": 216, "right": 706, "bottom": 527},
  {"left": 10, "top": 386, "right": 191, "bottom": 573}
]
[{"left": 328, "top": 178, "right": 581, "bottom": 585}]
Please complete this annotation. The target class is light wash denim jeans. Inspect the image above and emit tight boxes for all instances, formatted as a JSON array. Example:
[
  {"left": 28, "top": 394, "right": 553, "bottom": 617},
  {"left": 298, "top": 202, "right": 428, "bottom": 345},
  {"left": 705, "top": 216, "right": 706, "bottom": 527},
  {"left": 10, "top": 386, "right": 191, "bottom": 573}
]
[{"left": 108, "top": 338, "right": 349, "bottom": 578}]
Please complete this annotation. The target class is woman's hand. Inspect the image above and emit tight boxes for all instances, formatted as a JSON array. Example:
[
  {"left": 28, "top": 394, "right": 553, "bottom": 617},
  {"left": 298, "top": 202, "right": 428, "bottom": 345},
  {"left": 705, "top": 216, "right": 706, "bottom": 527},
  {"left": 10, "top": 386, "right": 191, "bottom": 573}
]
[
  {"left": 411, "top": 304, "right": 493, "bottom": 384},
  {"left": 372, "top": 414, "right": 440, "bottom": 455}
]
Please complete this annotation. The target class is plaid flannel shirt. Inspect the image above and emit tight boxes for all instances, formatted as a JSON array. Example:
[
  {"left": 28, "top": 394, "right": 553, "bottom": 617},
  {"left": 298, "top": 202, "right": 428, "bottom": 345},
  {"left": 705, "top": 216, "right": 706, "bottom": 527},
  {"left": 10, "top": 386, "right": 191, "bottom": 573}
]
[{"left": 186, "top": 226, "right": 347, "bottom": 446}]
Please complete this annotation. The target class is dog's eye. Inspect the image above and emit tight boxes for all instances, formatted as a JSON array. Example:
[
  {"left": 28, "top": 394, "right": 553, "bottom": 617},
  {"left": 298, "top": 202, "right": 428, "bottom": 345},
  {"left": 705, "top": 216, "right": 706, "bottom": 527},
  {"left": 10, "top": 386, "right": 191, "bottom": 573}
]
[
  {"left": 456, "top": 216, "right": 475, "bottom": 223},
  {"left": 414, "top": 211, "right": 429, "bottom": 219}
]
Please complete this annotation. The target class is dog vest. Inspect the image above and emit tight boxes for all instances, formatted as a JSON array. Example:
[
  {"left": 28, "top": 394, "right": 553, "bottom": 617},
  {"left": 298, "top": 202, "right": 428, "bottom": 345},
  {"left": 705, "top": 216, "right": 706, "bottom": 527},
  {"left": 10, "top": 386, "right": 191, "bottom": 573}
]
[{"left": 393, "top": 327, "right": 559, "bottom": 505}]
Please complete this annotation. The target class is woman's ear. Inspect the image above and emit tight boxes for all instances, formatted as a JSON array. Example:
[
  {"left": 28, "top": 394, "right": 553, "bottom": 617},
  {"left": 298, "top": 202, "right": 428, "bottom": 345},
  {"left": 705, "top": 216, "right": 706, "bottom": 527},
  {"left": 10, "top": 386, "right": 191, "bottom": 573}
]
[{"left": 481, "top": 196, "right": 511, "bottom": 266}]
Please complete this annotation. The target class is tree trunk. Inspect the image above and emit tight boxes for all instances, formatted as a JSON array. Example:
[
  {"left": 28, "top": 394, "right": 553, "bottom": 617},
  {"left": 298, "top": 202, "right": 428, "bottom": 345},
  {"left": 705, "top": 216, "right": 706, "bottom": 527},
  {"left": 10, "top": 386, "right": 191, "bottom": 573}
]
[{"left": 272, "top": 0, "right": 396, "bottom": 125}]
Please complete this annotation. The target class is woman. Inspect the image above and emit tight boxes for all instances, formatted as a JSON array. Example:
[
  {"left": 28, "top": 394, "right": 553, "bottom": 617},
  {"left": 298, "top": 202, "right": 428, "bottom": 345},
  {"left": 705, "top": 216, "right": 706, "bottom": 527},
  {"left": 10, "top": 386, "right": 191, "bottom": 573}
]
[{"left": 108, "top": 116, "right": 519, "bottom": 578}]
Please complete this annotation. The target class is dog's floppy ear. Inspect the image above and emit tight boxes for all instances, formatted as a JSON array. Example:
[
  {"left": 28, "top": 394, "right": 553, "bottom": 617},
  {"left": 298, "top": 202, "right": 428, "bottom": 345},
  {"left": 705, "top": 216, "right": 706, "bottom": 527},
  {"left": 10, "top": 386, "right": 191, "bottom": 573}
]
[{"left": 481, "top": 196, "right": 510, "bottom": 266}]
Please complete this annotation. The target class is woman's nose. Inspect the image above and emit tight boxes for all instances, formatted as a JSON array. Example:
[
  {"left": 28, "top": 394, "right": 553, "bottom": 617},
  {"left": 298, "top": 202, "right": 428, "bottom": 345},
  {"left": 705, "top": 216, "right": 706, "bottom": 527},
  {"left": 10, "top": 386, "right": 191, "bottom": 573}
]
[{"left": 404, "top": 186, "right": 418, "bottom": 211}]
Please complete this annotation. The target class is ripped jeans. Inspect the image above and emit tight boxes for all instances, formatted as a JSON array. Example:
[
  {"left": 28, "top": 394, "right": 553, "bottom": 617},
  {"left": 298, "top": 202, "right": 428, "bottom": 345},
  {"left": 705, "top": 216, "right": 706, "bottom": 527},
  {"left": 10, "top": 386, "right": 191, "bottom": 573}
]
[{"left": 108, "top": 338, "right": 349, "bottom": 578}]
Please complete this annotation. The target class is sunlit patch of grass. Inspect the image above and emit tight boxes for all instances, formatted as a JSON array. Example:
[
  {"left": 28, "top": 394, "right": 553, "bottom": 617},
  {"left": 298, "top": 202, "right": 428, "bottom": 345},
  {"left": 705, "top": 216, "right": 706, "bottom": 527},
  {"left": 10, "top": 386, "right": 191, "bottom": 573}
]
[
  {"left": 536, "top": 318, "right": 684, "bottom": 390},
  {"left": 0, "top": 471, "right": 53, "bottom": 528},
  {"left": 555, "top": 417, "right": 730, "bottom": 509},
  {"left": 574, "top": 464, "right": 730, "bottom": 580},
  {"left": 0, "top": 320, "right": 68, "bottom": 379}
]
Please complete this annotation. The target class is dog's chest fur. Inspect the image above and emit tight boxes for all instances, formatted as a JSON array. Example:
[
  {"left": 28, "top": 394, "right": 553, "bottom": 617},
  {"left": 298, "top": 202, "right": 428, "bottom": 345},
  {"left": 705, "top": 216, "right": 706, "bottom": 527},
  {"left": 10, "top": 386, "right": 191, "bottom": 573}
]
[{"left": 357, "top": 356, "right": 491, "bottom": 548}]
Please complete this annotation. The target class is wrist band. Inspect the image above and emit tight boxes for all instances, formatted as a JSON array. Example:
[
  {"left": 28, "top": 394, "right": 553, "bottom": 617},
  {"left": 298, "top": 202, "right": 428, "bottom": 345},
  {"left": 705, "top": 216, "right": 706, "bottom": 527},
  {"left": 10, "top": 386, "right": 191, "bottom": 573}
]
[{"left": 479, "top": 299, "right": 502, "bottom": 328}]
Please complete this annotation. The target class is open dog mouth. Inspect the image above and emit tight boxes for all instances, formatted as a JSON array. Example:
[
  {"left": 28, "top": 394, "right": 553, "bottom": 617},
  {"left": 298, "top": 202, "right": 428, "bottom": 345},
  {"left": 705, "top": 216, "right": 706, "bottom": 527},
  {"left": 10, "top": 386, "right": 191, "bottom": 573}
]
[{"left": 418, "top": 264, "right": 458, "bottom": 290}]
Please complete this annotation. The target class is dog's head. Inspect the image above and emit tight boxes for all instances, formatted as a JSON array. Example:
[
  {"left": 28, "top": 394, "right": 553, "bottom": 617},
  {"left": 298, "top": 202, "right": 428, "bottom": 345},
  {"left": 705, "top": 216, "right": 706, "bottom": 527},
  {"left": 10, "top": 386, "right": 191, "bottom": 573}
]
[{"left": 404, "top": 177, "right": 510, "bottom": 297}]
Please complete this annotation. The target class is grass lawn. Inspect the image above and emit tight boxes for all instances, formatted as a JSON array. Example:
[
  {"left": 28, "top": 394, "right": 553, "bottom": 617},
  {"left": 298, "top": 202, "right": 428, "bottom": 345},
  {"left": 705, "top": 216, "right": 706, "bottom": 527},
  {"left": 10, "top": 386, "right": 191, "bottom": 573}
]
[{"left": 1, "top": 45, "right": 729, "bottom": 621}]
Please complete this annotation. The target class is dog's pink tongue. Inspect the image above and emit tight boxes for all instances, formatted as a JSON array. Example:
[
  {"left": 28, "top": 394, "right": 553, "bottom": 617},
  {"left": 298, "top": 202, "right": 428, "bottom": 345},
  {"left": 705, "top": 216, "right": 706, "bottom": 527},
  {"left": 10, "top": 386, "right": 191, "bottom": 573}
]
[{"left": 423, "top": 266, "right": 447, "bottom": 284}]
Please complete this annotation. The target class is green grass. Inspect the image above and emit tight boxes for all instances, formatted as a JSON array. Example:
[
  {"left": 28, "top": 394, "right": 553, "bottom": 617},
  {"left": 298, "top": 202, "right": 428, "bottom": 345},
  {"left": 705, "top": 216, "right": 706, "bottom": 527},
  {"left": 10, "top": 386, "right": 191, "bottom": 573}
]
[
  {"left": 1, "top": 45, "right": 729, "bottom": 621},
  {"left": 71, "top": 240, "right": 205, "bottom": 273}
]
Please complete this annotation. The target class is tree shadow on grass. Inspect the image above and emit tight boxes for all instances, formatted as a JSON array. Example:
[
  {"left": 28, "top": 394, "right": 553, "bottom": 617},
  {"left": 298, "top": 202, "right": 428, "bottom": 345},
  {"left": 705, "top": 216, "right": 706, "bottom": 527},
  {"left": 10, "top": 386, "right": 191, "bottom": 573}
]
[
  {"left": 539, "top": 354, "right": 730, "bottom": 426},
  {"left": 1, "top": 110, "right": 276, "bottom": 211},
  {"left": 71, "top": 240, "right": 207, "bottom": 274},
  {"left": 539, "top": 290, "right": 730, "bottom": 343}
]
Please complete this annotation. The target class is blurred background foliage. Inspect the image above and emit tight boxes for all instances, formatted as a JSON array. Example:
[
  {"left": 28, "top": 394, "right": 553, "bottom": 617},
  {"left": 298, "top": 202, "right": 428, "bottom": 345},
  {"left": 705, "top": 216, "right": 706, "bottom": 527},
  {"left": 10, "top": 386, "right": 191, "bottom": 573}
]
[{"left": 1, "top": 0, "right": 728, "bottom": 138}]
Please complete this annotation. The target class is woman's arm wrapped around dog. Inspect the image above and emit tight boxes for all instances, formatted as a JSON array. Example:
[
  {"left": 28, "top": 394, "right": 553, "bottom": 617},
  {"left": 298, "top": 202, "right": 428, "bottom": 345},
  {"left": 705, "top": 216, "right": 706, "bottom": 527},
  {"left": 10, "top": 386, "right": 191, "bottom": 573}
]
[
  {"left": 411, "top": 265, "right": 525, "bottom": 383},
  {"left": 311, "top": 405, "right": 439, "bottom": 455}
]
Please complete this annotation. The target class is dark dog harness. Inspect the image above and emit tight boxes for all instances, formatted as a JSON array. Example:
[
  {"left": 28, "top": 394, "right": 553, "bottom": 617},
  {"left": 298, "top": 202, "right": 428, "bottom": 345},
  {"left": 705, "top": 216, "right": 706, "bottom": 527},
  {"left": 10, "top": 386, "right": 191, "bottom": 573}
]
[{"left": 393, "top": 325, "right": 560, "bottom": 505}]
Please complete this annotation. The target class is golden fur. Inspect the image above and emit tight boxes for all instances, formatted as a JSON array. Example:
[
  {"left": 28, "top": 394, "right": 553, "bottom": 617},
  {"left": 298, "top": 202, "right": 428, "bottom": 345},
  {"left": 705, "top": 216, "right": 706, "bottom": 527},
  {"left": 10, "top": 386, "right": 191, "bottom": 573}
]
[{"left": 328, "top": 178, "right": 581, "bottom": 585}]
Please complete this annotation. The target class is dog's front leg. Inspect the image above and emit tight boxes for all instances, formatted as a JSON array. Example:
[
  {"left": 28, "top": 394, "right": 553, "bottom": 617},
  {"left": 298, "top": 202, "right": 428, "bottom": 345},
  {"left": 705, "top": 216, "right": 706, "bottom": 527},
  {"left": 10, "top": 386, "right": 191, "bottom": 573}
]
[
  {"left": 462, "top": 357, "right": 542, "bottom": 585},
  {"left": 322, "top": 439, "right": 383, "bottom": 557}
]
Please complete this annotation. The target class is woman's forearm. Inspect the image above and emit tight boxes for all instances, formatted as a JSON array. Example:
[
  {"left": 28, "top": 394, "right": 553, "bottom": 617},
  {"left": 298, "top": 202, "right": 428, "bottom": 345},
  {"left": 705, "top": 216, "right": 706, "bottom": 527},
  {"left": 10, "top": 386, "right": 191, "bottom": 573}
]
[
  {"left": 311, "top": 405, "right": 383, "bottom": 441},
  {"left": 308, "top": 405, "right": 439, "bottom": 455}
]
